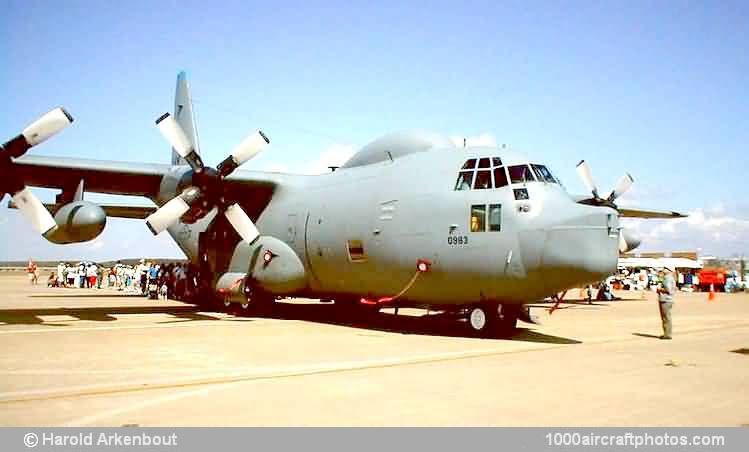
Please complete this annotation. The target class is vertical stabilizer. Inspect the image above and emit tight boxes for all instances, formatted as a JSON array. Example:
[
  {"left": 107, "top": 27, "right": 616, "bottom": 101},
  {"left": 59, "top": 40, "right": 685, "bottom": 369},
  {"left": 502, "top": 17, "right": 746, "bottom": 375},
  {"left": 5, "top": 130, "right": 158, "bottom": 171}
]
[{"left": 171, "top": 71, "right": 201, "bottom": 165}]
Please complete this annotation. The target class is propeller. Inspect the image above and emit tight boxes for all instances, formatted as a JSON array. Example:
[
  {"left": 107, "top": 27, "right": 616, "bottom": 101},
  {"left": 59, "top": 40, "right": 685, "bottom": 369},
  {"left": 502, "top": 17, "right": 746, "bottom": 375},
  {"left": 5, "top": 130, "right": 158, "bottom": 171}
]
[
  {"left": 1, "top": 107, "right": 74, "bottom": 235},
  {"left": 146, "top": 112, "right": 269, "bottom": 245},
  {"left": 575, "top": 160, "right": 634, "bottom": 206}
]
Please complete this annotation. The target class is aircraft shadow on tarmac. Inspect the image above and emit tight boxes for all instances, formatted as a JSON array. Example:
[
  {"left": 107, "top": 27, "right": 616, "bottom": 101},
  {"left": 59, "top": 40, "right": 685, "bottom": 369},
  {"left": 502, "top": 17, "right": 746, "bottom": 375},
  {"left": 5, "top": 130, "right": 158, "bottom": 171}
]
[
  {"left": 238, "top": 302, "right": 582, "bottom": 344},
  {"left": 0, "top": 300, "right": 580, "bottom": 344},
  {"left": 0, "top": 305, "right": 217, "bottom": 326}
]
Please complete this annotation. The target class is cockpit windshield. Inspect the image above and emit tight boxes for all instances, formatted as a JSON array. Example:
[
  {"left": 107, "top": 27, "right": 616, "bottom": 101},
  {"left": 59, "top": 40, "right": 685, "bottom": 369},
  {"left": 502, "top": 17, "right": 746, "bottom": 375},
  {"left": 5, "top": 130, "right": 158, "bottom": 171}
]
[
  {"left": 454, "top": 158, "right": 562, "bottom": 191},
  {"left": 531, "top": 164, "right": 557, "bottom": 183},
  {"left": 507, "top": 165, "right": 535, "bottom": 184}
]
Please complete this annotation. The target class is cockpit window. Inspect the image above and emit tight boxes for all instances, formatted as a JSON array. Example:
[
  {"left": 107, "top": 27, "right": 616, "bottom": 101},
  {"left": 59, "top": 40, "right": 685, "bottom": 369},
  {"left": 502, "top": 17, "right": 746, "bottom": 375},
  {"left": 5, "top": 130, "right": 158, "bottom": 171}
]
[
  {"left": 508, "top": 165, "right": 535, "bottom": 184},
  {"left": 474, "top": 170, "right": 492, "bottom": 189},
  {"left": 531, "top": 164, "right": 556, "bottom": 183},
  {"left": 454, "top": 157, "right": 515, "bottom": 191},
  {"left": 454, "top": 171, "right": 473, "bottom": 191},
  {"left": 493, "top": 167, "right": 509, "bottom": 188},
  {"left": 461, "top": 159, "right": 476, "bottom": 170}
]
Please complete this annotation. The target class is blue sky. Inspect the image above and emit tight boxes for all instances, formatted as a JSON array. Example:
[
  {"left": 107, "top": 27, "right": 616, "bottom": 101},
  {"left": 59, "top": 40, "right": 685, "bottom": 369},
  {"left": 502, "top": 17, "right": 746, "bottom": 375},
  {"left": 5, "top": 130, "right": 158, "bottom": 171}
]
[{"left": 1, "top": 0, "right": 748, "bottom": 260}]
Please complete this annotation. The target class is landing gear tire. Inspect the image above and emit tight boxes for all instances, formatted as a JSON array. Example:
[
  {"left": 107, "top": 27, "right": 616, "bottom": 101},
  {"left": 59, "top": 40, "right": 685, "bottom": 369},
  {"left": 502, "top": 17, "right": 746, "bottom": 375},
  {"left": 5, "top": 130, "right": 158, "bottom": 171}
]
[
  {"left": 234, "top": 283, "right": 275, "bottom": 316},
  {"left": 468, "top": 305, "right": 496, "bottom": 337}
]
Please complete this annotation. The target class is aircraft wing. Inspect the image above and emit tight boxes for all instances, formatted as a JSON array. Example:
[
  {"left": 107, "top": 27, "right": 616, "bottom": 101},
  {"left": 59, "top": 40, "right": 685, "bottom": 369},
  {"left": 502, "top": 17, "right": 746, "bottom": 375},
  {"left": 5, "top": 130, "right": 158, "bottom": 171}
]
[
  {"left": 13, "top": 155, "right": 168, "bottom": 197},
  {"left": 571, "top": 195, "right": 687, "bottom": 219},
  {"left": 11, "top": 155, "right": 279, "bottom": 219},
  {"left": 616, "top": 207, "right": 687, "bottom": 219}
]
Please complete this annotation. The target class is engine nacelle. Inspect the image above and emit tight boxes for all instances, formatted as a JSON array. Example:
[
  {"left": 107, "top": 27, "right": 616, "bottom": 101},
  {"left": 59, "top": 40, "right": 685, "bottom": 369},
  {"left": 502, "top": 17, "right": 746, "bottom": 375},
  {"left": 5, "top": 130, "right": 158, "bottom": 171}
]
[
  {"left": 619, "top": 228, "right": 642, "bottom": 253},
  {"left": 220, "top": 236, "right": 307, "bottom": 300},
  {"left": 44, "top": 201, "right": 106, "bottom": 244}
]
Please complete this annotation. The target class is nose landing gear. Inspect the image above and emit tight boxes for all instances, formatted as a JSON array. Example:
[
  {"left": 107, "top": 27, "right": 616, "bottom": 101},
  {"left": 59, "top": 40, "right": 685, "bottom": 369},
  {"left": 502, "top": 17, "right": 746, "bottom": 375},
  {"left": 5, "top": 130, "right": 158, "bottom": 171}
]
[{"left": 467, "top": 302, "right": 518, "bottom": 337}]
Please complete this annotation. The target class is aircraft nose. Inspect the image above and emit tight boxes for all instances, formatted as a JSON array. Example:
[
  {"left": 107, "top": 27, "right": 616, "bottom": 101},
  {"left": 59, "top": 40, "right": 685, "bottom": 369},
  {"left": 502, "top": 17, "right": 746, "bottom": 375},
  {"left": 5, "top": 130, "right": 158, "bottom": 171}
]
[{"left": 540, "top": 208, "right": 619, "bottom": 294}]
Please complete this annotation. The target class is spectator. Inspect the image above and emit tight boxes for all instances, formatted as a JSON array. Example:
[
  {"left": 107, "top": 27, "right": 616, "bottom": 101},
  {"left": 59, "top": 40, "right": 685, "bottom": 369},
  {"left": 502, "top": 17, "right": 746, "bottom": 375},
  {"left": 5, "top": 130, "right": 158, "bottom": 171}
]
[{"left": 27, "top": 260, "right": 38, "bottom": 285}]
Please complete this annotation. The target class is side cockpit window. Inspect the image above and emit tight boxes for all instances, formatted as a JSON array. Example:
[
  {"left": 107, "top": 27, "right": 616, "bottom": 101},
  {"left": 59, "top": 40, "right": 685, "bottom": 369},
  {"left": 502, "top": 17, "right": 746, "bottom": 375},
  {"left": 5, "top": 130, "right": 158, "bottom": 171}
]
[{"left": 454, "top": 171, "right": 474, "bottom": 190}]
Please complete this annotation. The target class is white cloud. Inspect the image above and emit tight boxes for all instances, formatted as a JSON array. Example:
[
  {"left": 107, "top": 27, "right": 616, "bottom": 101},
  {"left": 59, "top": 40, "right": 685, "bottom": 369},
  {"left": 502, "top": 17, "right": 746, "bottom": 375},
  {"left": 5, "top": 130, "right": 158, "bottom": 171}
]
[
  {"left": 622, "top": 204, "right": 749, "bottom": 256},
  {"left": 449, "top": 133, "right": 497, "bottom": 148},
  {"left": 301, "top": 143, "right": 356, "bottom": 175}
]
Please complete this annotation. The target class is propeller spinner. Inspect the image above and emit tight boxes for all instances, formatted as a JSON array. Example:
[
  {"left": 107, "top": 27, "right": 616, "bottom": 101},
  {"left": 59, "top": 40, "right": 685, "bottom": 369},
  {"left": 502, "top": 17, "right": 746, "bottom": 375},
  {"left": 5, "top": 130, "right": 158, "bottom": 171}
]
[
  {"left": 146, "top": 113, "right": 269, "bottom": 245},
  {"left": 1, "top": 107, "right": 74, "bottom": 235},
  {"left": 576, "top": 160, "right": 637, "bottom": 253}
]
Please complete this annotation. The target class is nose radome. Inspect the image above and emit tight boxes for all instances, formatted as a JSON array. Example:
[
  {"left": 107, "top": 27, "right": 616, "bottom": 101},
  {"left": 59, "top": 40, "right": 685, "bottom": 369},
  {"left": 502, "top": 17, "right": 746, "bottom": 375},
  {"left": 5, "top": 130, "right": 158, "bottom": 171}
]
[{"left": 541, "top": 209, "right": 618, "bottom": 294}]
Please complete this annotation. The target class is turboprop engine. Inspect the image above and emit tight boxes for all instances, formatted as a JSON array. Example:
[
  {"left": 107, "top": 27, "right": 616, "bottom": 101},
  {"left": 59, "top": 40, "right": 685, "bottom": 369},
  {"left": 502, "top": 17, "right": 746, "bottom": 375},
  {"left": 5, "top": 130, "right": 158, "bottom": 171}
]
[
  {"left": 44, "top": 201, "right": 107, "bottom": 244},
  {"left": 216, "top": 236, "right": 307, "bottom": 306},
  {"left": 618, "top": 228, "right": 642, "bottom": 253}
]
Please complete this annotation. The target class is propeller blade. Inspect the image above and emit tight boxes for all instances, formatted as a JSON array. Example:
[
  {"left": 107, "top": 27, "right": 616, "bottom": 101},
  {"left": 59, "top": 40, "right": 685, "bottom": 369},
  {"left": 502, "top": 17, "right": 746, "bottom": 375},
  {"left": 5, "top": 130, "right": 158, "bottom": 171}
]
[
  {"left": 575, "top": 160, "right": 599, "bottom": 199},
  {"left": 217, "top": 130, "right": 269, "bottom": 178},
  {"left": 145, "top": 190, "right": 196, "bottom": 235},
  {"left": 11, "top": 187, "right": 57, "bottom": 235},
  {"left": 3, "top": 107, "right": 74, "bottom": 158},
  {"left": 22, "top": 107, "right": 74, "bottom": 148},
  {"left": 224, "top": 203, "right": 260, "bottom": 244},
  {"left": 607, "top": 173, "right": 634, "bottom": 203},
  {"left": 155, "top": 113, "right": 204, "bottom": 171}
]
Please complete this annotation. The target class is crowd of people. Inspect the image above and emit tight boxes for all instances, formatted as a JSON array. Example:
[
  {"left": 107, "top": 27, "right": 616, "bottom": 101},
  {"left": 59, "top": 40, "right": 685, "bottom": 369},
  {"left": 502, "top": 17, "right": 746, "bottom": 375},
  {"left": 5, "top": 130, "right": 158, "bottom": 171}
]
[{"left": 37, "top": 259, "right": 199, "bottom": 301}]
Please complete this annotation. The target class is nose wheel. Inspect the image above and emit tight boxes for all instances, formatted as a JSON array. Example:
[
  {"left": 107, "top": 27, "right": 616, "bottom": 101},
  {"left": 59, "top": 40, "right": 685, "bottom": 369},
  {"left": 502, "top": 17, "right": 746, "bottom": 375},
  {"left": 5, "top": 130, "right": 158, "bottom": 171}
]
[
  {"left": 467, "top": 303, "right": 517, "bottom": 337},
  {"left": 468, "top": 306, "right": 491, "bottom": 332}
]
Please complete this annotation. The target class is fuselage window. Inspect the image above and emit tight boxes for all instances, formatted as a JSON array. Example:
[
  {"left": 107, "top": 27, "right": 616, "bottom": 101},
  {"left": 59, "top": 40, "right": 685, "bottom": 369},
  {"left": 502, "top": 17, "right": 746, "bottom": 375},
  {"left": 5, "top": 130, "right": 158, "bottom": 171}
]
[
  {"left": 470, "top": 204, "right": 486, "bottom": 232},
  {"left": 474, "top": 170, "right": 492, "bottom": 189},
  {"left": 489, "top": 204, "right": 502, "bottom": 231},
  {"left": 461, "top": 159, "right": 477, "bottom": 170},
  {"left": 455, "top": 171, "right": 474, "bottom": 191},
  {"left": 513, "top": 188, "right": 529, "bottom": 200},
  {"left": 508, "top": 164, "right": 535, "bottom": 184},
  {"left": 478, "top": 158, "right": 491, "bottom": 168},
  {"left": 531, "top": 164, "right": 556, "bottom": 183},
  {"left": 493, "top": 167, "right": 509, "bottom": 188}
]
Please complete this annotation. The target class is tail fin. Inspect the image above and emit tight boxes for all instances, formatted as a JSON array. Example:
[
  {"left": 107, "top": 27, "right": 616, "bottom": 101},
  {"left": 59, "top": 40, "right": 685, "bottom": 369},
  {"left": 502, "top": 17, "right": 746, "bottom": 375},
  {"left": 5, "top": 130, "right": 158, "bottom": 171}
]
[{"left": 171, "top": 71, "right": 201, "bottom": 165}]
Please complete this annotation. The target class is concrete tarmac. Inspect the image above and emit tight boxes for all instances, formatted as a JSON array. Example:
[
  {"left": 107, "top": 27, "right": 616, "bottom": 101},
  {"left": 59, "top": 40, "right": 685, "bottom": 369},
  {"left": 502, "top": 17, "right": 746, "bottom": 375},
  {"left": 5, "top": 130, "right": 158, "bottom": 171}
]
[{"left": 0, "top": 274, "right": 747, "bottom": 426}]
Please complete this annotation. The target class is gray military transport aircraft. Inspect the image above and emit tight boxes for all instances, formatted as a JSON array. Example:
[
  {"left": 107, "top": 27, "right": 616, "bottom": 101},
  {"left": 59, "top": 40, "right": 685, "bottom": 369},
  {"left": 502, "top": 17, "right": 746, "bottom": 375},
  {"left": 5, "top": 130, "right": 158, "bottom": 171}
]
[{"left": 1, "top": 73, "right": 685, "bottom": 336}]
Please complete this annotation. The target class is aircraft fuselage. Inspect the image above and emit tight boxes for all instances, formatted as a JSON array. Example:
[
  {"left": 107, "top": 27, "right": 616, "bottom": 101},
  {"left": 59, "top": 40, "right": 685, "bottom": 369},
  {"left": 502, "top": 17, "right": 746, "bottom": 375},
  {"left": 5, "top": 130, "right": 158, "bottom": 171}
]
[{"left": 169, "top": 147, "right": 619, "bottom": 308}]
